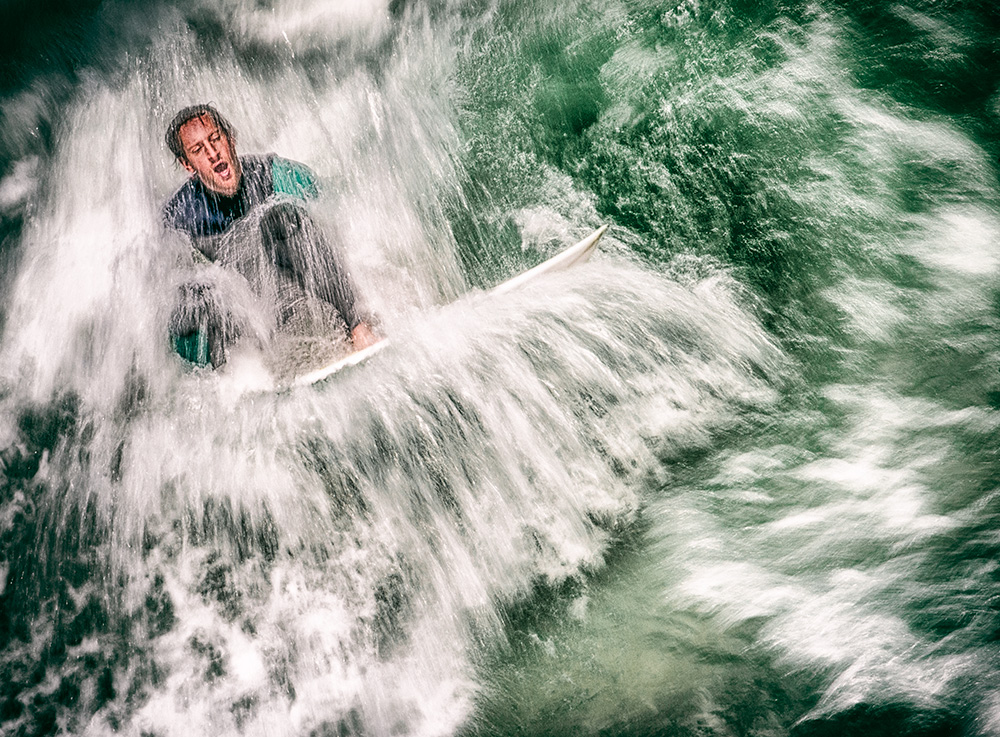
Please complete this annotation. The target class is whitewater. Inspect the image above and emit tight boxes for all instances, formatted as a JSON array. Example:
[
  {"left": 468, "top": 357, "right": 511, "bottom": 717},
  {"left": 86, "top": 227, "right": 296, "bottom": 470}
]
[{"left": 1, "top": 1, "right": 999, "bottom": 736}]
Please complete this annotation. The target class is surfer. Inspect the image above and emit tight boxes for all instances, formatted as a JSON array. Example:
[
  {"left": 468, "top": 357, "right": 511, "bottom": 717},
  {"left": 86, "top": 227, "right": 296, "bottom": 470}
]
[{"left": 161, "top": 103, "right": 379, "bottom": 368}]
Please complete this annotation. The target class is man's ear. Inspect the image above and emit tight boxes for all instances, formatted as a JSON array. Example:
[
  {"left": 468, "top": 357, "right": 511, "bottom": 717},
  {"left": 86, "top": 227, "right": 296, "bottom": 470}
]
[{"left": 179, "top": 157, "right": 195, "bottom": 175}]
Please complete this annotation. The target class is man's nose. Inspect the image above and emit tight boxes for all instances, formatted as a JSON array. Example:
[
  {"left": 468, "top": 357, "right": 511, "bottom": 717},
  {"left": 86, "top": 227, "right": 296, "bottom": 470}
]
[{"left": 206, "top": 142, "right": 221, "bottom": 160}]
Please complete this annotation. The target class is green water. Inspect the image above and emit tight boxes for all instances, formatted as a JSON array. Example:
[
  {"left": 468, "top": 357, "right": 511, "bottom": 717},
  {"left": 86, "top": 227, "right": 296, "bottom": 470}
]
[{"left": 2, "top": 0, "right": 1000, "bottom": 735}]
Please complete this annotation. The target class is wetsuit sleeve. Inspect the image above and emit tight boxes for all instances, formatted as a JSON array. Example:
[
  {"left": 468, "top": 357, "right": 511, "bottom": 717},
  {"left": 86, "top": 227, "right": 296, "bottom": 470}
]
[
  {"left": 161, "top": 191, "right": 189, "bottom": 235},
  {"left": 271, "top": 157, "right": 320, "bottom": 200},
  {"left": 323, "top": 254, "right": 367, "bottom": 331}
]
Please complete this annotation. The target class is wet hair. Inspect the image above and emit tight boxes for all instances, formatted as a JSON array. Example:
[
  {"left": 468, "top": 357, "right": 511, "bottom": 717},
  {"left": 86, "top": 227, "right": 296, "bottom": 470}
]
[{"left": 164, "top": 104, "right": 237, "bottom": 162}]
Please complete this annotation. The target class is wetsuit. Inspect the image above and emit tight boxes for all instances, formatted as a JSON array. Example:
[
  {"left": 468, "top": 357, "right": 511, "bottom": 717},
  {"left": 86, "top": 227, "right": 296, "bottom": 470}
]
[
  {"left": 163, "top": 154, "right": 365, "bottom": 366},
  {"left": 164, "top": 154, "right": 317, "bottom": 242}
]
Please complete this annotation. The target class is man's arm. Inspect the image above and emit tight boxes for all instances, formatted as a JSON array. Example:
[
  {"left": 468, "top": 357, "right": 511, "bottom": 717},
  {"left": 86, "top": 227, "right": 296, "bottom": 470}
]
[{"left": 269, "top": 157, "right": 382, "bottom": 352}]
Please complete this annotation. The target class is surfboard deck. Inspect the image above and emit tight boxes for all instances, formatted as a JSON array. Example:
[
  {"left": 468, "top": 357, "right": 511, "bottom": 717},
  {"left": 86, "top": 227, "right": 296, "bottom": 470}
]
[{"left": 293, "top": 225, "right": 608, "bottom": 387}]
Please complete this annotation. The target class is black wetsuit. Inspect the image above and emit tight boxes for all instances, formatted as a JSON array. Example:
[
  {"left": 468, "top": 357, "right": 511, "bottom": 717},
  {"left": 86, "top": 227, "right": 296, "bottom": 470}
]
[{"left": 163, "top": 154, "right": 365, "bottom": 366}]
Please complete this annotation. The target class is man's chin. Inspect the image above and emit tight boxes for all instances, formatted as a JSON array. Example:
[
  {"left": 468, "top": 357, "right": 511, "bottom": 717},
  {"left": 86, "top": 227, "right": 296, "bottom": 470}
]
[{"left": 207, "top": 175, "right": 239, "bottom": 196}]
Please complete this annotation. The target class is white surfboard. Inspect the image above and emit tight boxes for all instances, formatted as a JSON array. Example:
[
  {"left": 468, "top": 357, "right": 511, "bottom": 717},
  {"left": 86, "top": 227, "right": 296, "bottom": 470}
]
[{"left": 293, "top": 225, "right": 609, "bottom": 387}]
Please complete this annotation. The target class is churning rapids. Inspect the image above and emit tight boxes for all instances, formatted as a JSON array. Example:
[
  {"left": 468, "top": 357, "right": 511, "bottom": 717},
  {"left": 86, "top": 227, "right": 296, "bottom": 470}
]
[{"left": 2, "top": 1, "right": 1000, "bottom": 736}]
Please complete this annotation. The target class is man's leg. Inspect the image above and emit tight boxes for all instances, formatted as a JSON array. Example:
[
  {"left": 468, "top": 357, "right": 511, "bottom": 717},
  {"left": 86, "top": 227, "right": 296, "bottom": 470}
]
[
  {"left": 169, "top": 281, "right": 240, "bottom": 368},
  {"left": 259, "top": 203, "right": 365, "bottom": 331}
]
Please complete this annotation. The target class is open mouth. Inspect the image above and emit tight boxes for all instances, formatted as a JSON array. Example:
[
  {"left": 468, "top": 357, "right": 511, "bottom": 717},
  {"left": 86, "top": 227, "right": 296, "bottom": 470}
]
[{"left": 213, "top": 162, "right": 229, "bottom": 175}]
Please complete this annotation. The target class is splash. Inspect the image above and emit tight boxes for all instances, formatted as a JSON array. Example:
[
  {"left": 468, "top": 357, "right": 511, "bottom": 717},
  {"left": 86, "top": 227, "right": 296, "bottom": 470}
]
[{"left": 0, "top": 3, "right": 786, "bottom": 735}]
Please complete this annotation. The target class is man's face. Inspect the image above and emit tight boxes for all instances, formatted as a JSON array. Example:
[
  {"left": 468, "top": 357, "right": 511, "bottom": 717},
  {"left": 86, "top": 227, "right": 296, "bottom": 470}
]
[{"left": 177, "top": 114, "right": 241, "bottom": 196}]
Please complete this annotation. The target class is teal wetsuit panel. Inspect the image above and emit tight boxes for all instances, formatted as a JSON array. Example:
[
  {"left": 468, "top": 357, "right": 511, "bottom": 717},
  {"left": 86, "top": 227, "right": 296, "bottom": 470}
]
[
  {"left": 271, "top": 158, "right": 319, "bottom": 200},
  {"left": 173, "top": 330, "right": 210, "bottom": 367}
]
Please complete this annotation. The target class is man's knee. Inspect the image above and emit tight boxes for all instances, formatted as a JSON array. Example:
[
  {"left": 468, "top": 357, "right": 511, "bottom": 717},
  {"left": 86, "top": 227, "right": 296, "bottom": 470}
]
[
  {"left": 260, "top": 203, "right": 328, "bottom": 286},
  {"left": 260, "top": 203, "right": 316, "bottom": 258},
  {"left": 170, "top": 282, "right": 216, "bottom": 335},
  {"left": 260, "top": 202, "right": 308, "bottom": 240},
  {"left": 169, "top": 281, "right": 240, "bottom": 367}
]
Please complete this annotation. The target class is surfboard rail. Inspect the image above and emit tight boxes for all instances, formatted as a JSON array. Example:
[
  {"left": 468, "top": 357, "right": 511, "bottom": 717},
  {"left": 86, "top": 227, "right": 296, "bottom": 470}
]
[{"left": 293, "top": 225, "right": 609, "bottom": 387}]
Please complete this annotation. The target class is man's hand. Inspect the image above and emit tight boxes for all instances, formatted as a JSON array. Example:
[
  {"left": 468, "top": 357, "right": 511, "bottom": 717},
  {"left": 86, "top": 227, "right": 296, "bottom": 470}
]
[{"left": 350, "top": 322, "right": 381, "bottom": 351}]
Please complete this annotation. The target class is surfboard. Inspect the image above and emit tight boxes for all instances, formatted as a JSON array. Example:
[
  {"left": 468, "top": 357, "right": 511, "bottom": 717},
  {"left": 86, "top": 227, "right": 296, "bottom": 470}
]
[{"left": 293, "top": 225, "right": 609, "bottom": 387}]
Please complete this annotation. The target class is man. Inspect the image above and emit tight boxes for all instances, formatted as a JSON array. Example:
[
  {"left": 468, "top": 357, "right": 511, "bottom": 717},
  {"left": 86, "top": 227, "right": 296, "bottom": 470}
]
[{"left": 162, "top": 104, "right": 378, "bottom": 368}]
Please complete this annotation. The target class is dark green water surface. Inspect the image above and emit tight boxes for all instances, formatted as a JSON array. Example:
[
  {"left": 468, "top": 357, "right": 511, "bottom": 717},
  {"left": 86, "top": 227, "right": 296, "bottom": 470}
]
[{"left": 2, "top": 1, "right": 1000, "bottom": 735}]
